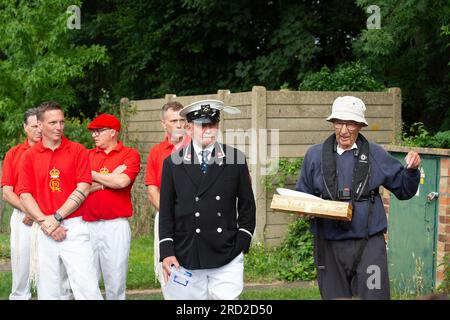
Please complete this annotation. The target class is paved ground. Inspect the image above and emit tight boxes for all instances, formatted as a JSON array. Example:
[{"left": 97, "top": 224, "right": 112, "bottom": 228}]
[{"left": 0, "top": 259, "right": 9, "bottom": 272}]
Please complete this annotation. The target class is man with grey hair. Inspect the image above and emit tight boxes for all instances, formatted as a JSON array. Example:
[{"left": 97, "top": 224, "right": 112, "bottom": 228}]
[
  {"left": 296, "top": 96, "right": 421, "bottom": 300},
  {"left": 1, "top": 108, "right": 41, "bottom": 300},
  {"left": 145, "top": 101, "right": 190, "bottom": 297}
]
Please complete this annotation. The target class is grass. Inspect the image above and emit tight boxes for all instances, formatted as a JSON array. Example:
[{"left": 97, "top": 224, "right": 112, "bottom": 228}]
[
  {"left": 0, "top": 233, "right": 9, "bottom": 259},
  {"left": 0, "top": 230, "right": 321, "bottom": 300},
  {"left": 0, "top": 272, "right": 12, "bottom": 298},
  {"left": 244, "top": 242, "right": 285, "bottom": 283},
  {"left": 127, "top": 286, "right": 321, "bottom": 300},
  {"left": 241, "top": 286, "right": 320, "bottom": 300},
  {"left": 0, "top": 232, "right": 440, "bottom": 300},
  {"left": 127, "top": 235, "right": 158, "bottom": 289}
]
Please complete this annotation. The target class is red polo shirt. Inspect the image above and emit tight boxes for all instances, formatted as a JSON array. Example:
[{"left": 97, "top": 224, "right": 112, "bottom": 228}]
[
  {"left": 82, "top": 141, "right": 140, "bottom": 221},
  {"left": 1, "top": 140, "right": 31, "bottom": 191},
  {"left": 16, "top": 137, "right": 92, "bottom": 219},
  {"left": 145, "top": 135, "right": 190, "bottom": 188}
]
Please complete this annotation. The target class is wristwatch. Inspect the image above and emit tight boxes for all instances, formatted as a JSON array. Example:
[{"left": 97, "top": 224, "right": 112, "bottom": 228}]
[{"left": 54, "top": 212, "right": 64, "bottom": 223}]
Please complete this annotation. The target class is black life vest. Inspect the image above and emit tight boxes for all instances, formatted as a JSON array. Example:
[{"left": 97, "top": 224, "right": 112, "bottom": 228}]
[{"left": 321, "top": 133, "right": 371, "bottom": 202}]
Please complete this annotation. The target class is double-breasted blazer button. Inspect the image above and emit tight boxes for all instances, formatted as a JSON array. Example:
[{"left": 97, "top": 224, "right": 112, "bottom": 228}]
[
  {"left": 217, "top": 212, "right": 221, "bottom": 217},
  {"left": 195, "top": 196, "right": 200, "bottom": 202},
  {"left": 195, "top": 212, "right": 200, "bottom": 217},
  {"left": 196, "top": 228, "right": 201, "bottom": 233},
  {"left": 216, "top": 195, "right": 221, "bottom": 200},
  {"left": 217, "top": 228, "right": 222, "bottom": 233}
]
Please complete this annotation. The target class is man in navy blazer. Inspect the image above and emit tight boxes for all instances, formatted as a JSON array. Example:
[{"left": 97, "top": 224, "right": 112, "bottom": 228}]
[{"left": 159, "top": 99, "right": 256, "bottom": 300}]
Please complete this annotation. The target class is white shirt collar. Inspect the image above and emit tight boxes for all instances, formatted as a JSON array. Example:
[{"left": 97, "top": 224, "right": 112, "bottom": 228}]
[
  {"left": 192, "top": 141, "right": 214, "bottom": 162},
  {"left": 336, "top": 143, "right": 358, "bottom": 155}
]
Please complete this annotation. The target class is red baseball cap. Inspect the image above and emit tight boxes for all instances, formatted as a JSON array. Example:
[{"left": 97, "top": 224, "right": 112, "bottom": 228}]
[{"left": 87, "top": 114, "right": 121, "bottom": 132}]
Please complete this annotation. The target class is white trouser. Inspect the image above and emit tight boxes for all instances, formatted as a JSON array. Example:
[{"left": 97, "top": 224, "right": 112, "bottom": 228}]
[
  {"left": 87, "top": 218, "right": 131, "bottom": 300},
  {"left": 9, "top": 209, "right": 32, "bottom": 300},
  {"left": 165, "top": 252, "right": 244, "bottom": 300},
  {"left": 37, "top": 217, "right": 103, "bottom": 300},
  {"left": 154, "top": 212, "right": 169, "bottom": 298}
]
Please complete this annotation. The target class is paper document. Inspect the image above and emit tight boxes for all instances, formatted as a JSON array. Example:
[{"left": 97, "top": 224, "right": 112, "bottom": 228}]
[
  {"left": 164, "top": 266, "right": 195, "bottom": 300},
  {"left": 276, "top": 188, "right": 324, "bottom": 201}
]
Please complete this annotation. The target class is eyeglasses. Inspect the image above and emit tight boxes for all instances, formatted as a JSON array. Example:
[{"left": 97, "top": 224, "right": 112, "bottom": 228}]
[
  {"left": 333, "top": 121, "right": 360, "bottom": 131},
  {"left": 90, "top": 128, "right": 111, "bottom": 137}
]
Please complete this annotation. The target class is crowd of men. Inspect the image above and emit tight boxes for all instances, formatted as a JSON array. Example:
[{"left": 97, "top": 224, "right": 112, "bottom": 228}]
[{"left": 1, "top": 96, "right": 420, "bottom": 300}]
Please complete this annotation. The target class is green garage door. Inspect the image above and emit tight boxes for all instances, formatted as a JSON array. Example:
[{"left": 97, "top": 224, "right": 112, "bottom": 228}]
[{"left": 387, "top": 154, "right": 439, "bottom": 296}]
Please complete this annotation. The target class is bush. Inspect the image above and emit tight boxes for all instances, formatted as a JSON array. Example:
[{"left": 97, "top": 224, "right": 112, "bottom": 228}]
[
  {"left": 63, "top": 116, "right": 94, "bottom": 149},
  {"left": 245, "top": 219, "right": 316, "bottom": 283},
  {"left": 263, "top": 157, "right": 303, "bottom": 192},
  {"left": 259, "top": 157, "right": 316, "bottom": 281},
  {"left": 299, "top": 61, "right": 385, "bottom": 92},
  {"left": 277, "top": 218, "right": 316, "bottom": 281},
  {"left": 438, "top": 254, "right": 450, "bottom": 294},
  {"left": 400, "top": 122, "right": 450, "bottom": 149}
]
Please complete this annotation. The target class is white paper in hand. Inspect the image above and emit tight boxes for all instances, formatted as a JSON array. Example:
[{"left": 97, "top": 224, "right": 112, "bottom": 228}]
[
  {"left": 164, "top": 266, "right": 194, "bottom": 300},
  {"left": 276, "top": 188, "right": 324, "bottom": 201}
]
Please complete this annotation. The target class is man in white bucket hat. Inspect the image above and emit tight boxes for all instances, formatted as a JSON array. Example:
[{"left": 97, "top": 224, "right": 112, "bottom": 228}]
[{"left": 296, "top": 95, "right": 421, "bottom": 300}]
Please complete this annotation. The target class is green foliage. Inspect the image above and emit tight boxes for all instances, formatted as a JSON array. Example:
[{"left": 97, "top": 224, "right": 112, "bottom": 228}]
[
  {"left": 244, "top": 242, "right": 288, "bottom": 283},
  {"left": 97, "top": 89, "right": 138, "bottom": 148},
  {"left": 263, "top": 158, "right": 303, "bottom": 192},
  {"left": 63, "top": 116, "right": 94, "bottom": 149},
  {"left": 73, "top": 0, "right": 365, "bottom": 113},
  {"left": 0, "top": 1, "right": 108, "bottom": 158},
  {"left": 246, "top": 219, "right": 316, "bottom": 282},
  {"left": 400, "top": 122, "right": 450, "bottom": 148},
  {"left": 240, "top": 286, "right": 320, "bottom": 300},
  {"left": 431, "top": 131, "right": 450, "bottom": 149},
  {"left": 259, "top": 157, "right": 315, "bottom": 281},
  {"left": 127, "top": 236, "right": 158, "bottom": 290},
  {"left": 0, "top": 233, "right": 9, "bottom": 259},
  {"left": 98, "top": 89, "right": 121, "bottom": 119},
  {"left": 299, "top": 62, "right": 385, "bottom": 91},
  {"left": 0, "top": 272, "right": 12, "bottom": 299},
  {"left": 249, "top": 157, "right": 316, "bottom": 282},
  {"left": 437, "top": 254, "right": 450, "bottom": 294},
  {"left": 354, "top": 0, "right": 450, "bottom": 131},
  {"left": 277, "top": 218, "right": 316, "bottom": 281}
]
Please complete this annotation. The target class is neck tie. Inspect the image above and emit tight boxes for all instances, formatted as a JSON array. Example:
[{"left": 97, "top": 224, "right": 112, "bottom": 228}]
[{"left": 200, "top": 150, "right": 210, "bottom": 174}]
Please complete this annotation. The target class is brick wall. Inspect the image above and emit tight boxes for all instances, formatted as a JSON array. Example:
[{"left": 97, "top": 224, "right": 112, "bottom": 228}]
[{"left": 437, "top": 157, "right": 450, "bottom": 286}]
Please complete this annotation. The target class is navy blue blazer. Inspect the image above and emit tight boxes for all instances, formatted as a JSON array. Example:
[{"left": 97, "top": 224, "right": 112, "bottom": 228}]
[{"left": 159, "top": 142, "right": 256, "bottom": 269}]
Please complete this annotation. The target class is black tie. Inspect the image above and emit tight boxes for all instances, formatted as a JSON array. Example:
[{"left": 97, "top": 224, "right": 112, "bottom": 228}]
[{"left": 200, "top": 150, "right": 210, "bottom": 174}]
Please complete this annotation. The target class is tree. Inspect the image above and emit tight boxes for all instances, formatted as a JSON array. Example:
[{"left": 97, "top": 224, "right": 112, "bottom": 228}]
[
  {"left": 0, "top": 0, "right": 108, "bottom": 157},
  {"left": 72, "top": 0, "right": 366, "bottom": 115},
  {"left": 354, "top": 0, "right": 450, "bottom": 131},
  {"left": 299, "top": 61, "right": 385, "bottom": 91}
]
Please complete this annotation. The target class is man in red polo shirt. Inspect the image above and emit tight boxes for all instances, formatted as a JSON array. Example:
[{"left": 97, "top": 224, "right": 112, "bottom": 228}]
[
  {"left": 83, "top": 113, "right": 140, "bottom": 300},
  {"left": 145, "top": 101, "right": 189, "bottom": 295},
  {"left": 16, "top": 101, "right": 102, "bottom": 300},
  {"left": 1, "top": 108, "right": 41, "bottom": 300}
]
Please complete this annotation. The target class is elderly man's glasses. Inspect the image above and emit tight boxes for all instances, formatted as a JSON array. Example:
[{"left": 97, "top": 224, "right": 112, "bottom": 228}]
[
  {"left": 333, "top": 121, "right": 360, "bottom": 131},
  {"left": 90, "top": 128, "right": 111, "bottom": 136}
]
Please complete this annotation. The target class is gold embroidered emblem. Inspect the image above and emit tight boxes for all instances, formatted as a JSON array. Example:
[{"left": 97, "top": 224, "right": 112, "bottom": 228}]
[
  {"left": 99, "top": 166, "right": 109, "bottom": 174},
  {"left": 49, "top": 167, "right": 61, "bottom": 192}
]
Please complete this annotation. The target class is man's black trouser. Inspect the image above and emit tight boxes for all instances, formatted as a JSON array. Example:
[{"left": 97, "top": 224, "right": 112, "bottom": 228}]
[{"left": 314, "top": 233, "right": 390, "bottom": 300}]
